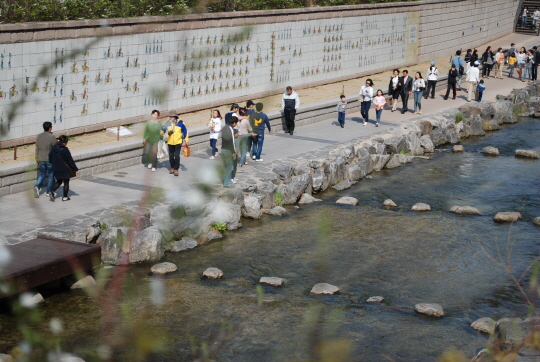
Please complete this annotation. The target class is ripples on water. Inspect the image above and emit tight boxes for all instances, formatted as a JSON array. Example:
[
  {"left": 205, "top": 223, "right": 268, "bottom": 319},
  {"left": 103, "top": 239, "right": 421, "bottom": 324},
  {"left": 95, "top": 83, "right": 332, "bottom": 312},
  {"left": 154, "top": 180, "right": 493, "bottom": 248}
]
[{"left": 1, "top": 119, "right": 540, "bottom": 362}]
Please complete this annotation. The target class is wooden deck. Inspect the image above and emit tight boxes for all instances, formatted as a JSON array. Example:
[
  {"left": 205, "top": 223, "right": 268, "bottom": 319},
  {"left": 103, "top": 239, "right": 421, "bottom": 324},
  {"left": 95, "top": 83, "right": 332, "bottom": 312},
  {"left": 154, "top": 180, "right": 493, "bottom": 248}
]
[{"left": 1, "top": 236, "right": 101, "bottom": 297}]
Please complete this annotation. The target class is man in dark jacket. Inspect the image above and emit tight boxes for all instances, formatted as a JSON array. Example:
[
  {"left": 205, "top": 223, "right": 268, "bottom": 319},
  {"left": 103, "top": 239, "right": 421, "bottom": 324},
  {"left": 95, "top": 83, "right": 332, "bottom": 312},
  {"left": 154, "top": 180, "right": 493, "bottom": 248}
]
[
  {"left": 398, "top": 70, "right": 413, "bottom": 114},
  {"left": 221, "top": 117, "right": 238, "bottom": 187},
  {"left": 282, "top": 86, "right": 300, "bottom": 135},
  {"left": 34, "top": 121, "right": 57, "bottom": 198},
  {"left": 250, "top": 103, "right": 272, "bottom": 162},
  {"left": 533, "top": 46, "right": 540, "bottom": 81},
  {"left": 49, "top": 135, "right": 79, "bottom": 201}
]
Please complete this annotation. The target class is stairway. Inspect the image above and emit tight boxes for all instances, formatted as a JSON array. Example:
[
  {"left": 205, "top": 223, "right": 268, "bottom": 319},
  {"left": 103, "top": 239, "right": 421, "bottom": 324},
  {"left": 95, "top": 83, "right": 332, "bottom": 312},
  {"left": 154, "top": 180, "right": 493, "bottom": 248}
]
[{"left": 515, "top": 0, "right": 540, "bottom": 34}]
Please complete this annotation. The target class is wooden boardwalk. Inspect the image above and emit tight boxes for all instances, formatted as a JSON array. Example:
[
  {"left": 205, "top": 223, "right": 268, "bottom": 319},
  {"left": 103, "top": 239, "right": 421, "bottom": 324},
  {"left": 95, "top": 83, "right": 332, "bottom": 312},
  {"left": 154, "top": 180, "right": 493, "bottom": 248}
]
[{"left": 1, "top": 236, "right": 101, "bottom": 297}]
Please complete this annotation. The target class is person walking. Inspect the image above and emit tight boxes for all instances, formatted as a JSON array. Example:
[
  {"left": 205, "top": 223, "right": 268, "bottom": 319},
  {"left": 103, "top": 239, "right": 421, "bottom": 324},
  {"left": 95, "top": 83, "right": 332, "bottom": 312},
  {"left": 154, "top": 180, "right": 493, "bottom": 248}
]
[
  {"left": 494, "top": 48, "right": 504, "bottom": 79},
  {"left": 533, "top": 8, "right": 540, "bottom": 30},
  {"left": 360, "top": 79, "right": 374, "bottom": 125},
  {"left": 237, "top": 110, "right": 253, "bottom": 167},
  {"left": 507, "top": 43, "right": 517, "bottom": 63},
  {"left": 220, "top": 117, "right": 238, "bottom": 187},
  {"left": 464, "top": 49, "right": 472, "bottom": 64},
  {"left": 142, "top": 110, "right": 162, "bottom": 172},
  {"left": 244, "top": 100, "right": 256, "bottom": 157},
  {"left": 451, "top": 51, "right": 465, "bottom": 91},
  {"left": 34, "top": 121, "right": 57, "bottom": 198},
  {"left": 508, "top": 53, "right": 517, "bottom": 78},
  {"left": 162, "top": 113, "right": 189, "bottom": 176},
  {"left": 481, "top": 46, "right": 494, "bottom": 79},
  {"left": 49, "top": 135, "right": 79, "bottom": 201},
  {"left": 525, "top": 49, "right": 535, "bottom": 81},
  {"left": 388, "top": 69, "right": 401, "bottom": 112},
  {"left": 522, "top": 7, "right": 529, "bottom": 28},
  {"left": 250, "top": 102, "right": 272, "bottom": 162},
  {"left": 282, "top": 86, "right": 300, "bottom": 135},
  {"left": 425, "top": 62, "right": 438, "bottom": 99},
  {"left": 225, "top": 104, "right": 239, "bottom": 126},
  {"left": 336, "top": 95, "right": 347, "bottom": 128},
  {"left": 413, "top": 72, "right": 425, "bottom": 115},
  {"left": 470, "top": 49, "right": 479, "bottom": 65},
  {"left": 517, "top": 47, "right": 527, "bottom": 81},
  {"left": 466, "top": 61, "right": 480, "bottom": 102},
  {"left": 208, "top": 110, "right": 222, "bottom": 160},
  {"left": 398, "top": 70, "right": 413, "bottom": 114},
  {"left": 372, "top": 90, "right": 385, "bottom": 127},
  {"left": 444, "top": 64, "right": 458, "bottom": 100}
]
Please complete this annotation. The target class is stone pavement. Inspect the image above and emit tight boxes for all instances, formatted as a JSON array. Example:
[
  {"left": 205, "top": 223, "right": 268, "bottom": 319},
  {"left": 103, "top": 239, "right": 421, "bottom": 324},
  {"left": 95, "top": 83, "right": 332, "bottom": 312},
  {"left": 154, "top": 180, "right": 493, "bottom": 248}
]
[{"left": 1, "top": 33, "right": 539, "bottom": 242}]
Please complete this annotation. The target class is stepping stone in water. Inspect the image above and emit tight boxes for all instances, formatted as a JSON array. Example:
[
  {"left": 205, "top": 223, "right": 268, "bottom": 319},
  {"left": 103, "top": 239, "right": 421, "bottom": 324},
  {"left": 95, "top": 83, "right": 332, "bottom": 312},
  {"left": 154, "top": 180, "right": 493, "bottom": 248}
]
[
  {"left": 481, "top": 146, "right": 499, "bottom": 156},
  {"left": 414, "top": 303, "right": 444, "bottom": 317},
  {"left": 259, "top": 277, "right": 284, "bottom": 287},
  {"left": 151, "top": 262, "right": 178, "bottom": 275},
  {"left": 494, "top": 212, "right": 522, "bottom": 223},
  {"left": 534, "top": 217, "right": 540, "bottom": 226},
  {"left": 453, "top": 145, "right": 465, "bottom": 153},
  {"left": 310, "top": 283, "right": 339, "bottom": 295},
  {"left": 336, "top": 197, "right": 358, "bottom": 206},
  {"left": 449, "top": 206, "right": 481, "bottom": 215},
  {"left": 470, "top": 317, "right": 496, "bottom": 334},
  {"left": 71, "top": 275, "right": 97, "bottom": 289},
  {"left": 367, "top": 296, "right": 384, "bottom": 303},
  {"left": 383, "top": 199, "right": 397, "bottom": 207},
  {"left": 515, "top": 149, "right": 540, "bottom": 159},
  {"left": 411, "top": 203, "right": 431, "bottom": 211},
  {"left": 203, "top": 267, "right": 223, "bottom": 279}
]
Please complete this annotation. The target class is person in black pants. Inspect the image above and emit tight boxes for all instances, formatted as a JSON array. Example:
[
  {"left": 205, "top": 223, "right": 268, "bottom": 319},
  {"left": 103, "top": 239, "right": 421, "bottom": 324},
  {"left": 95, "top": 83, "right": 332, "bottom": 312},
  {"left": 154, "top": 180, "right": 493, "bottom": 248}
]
[
  {"left": 482, "top": 46, "right": 494, "bottom": 78},
  {"left": 49, "top": 135, "right": 79, "bottom": 201},
  {"left": 282, "top": 86, "right": 300, "bottom": 135},
  {"left": 398, "top": 70, "right": 413, "bottom": 114},
  {"left": 533, "top": 46, "right": 540, "bottom": 81},
  {"left": 444, "top": 65, "right": 458, "bottom": 100}
]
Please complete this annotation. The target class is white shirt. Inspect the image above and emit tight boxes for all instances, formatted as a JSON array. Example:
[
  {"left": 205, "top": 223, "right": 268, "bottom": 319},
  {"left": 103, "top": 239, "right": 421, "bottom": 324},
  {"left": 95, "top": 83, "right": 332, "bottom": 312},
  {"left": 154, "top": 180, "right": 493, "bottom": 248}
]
[
  {"left": 466, "top": 66, "right": 480, "bottom": 83},
  {"left": 360, "top": 86, "right": 373, "bottom": 101},
  {"left": 534, "top": 10, "right": 540, "bottom": 20},
  {"left": 391, "top": 76, "right": 399, "bottom": 88},
  {"left": 413, "top": 79, "right": 425, "bottom": 91},
  {"left": 427, "top": 67, "right": 438, "bottom": 81},
  {"left": 523, "top": 9, "right": 528, "bottom": 17},
  {"left": 209, "top": 117, "right": 222, "bottom": 139},
  {"left": 282, "top": 91, "right": 300, "bottom": 109}
]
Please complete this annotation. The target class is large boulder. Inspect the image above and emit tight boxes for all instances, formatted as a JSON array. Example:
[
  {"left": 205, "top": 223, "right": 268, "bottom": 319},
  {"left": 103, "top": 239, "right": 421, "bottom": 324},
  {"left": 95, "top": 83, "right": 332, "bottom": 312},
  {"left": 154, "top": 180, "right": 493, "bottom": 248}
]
[
  {"left": 371, "top": 154, "right": 390, "bottom": 171},
  {"left": 241, "top": 195, "right": 263, "bottom": 219},
  {"left": 493, "top": 100, "right": 517, "bottom": 123},
  {"left": 385, "top": 154, "right": 413, "bottom": 169},
  {"left": 494, "top": 212, "right": 522, "bottom": 222},
  {"left": 205, "top": 201, "right": 242, "bottom": 230},
  {"left": 37, "top": 229, "right": 86, "bottom": 244},
  {"left": 129, "top": 226, "right": 164, "bottom": 264},
  {"left": 344, "top": 164, "right": 366, "bottom": 181},
  {"left": 384, "top": 135, "right": 407, "bottom": 154},
  {"left": 220, "top": 188, "right": 245, "bottom": 206},
  {"left": 278, "top": 173, "right": 312, "bottom": 204},
  {"left": 483, "top": 118, "right": 500, "bottom": 131},
  {"left": 336, "top": 197, "right": 358, "bottom": 206},
  {"left": 336, "top": 145, "right": 356, "bottom": 163},
  {"left": 298, "top": 193, "right": 322, "bottom": 204},
  {"left": 516, "top": 149, "right": 540, "bottom": 159},
  {"left": 471, "top": 317, "right": 496, "bottom": 334},
  {"left": 272, "top": 165, "right": 294, "bottom": 183},
  {"left": 404, "top": 133, "right": 424, "bottom": 156},
  {"left": 0, "top": 354, "right": 13, "bottom": 362},
  {"left": 430, "top": 128, "right": 449, "bottom": 147},
  {"left": 310, "top": 283, "right": 339, "bottom": 295},
  {"left": 494, "top": 318, "right": 524, "bottom": 349},
  {"left": 100, "top": 227, "right": 131, "bottom": 264},
  {"left": 312, "top": 169, "right": 329, "bottom": 193},
  {"left": 324, "top": 159, "right": 346, "bottom": 186},
  {"left": 256, "top": 182, "right": 278, "bottom": 209},
  {"left": 417, "top": 120, "right": 433, "bottom": 135},
  {"left": 170, "top": 237, "right": 199, "bottom": 252},
  {"left": 356, "top": 148, "right": 375, "bottom": 176},
  {"left": 414, "top": 303, "right": 444, "bottom": 317},
  {"left": 169, "top": 216, "right": 203, "bottom": 239},
  {"left": 332, "top": 180, "right": 357, "bottom": 191},
  {"left": 450, "top": 206, "right": 481, "bottom": 215},
  {"left": 444, "top": 129, "right": 460, "bottom": 144},
  {"left": 419, "top": 135, "right": 435, "bottom": 153},
  {"left": 463, "top": 116, "right": 486, "bottom": 137},
  {"left": 458, "top": 104, "right": 482, "bottom": 119}
]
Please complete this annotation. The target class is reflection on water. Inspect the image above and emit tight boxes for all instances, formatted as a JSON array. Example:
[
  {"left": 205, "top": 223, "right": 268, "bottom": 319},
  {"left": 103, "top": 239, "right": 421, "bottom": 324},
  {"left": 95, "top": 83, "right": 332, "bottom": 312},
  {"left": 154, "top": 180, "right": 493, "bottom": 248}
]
[{"left": 1, "top": 119, "right": 540, "bottom": 361}]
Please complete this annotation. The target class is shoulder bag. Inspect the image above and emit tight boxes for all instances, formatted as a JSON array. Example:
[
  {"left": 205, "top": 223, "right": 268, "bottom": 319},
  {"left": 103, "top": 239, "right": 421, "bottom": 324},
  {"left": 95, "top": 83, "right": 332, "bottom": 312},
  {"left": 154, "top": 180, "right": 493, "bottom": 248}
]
[{"left": 57, "top": 149, "right": 76, "bottom": 177}]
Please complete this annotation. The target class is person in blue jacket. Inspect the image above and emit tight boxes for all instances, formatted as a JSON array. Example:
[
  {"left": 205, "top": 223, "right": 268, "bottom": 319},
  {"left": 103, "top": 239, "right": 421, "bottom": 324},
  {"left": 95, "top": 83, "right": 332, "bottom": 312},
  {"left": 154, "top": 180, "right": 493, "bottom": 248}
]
[
  {"left": 250, "top": 103, "right": 272, "bottom": 162},
  {"left": 49, "top": 135, "right": 79, "bottom": 201}
]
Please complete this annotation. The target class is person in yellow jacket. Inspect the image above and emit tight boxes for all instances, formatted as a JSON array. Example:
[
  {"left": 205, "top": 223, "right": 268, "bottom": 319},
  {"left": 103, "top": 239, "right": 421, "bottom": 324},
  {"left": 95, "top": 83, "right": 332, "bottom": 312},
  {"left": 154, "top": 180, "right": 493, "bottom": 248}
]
[{"left": 161, "top": 113, "right": 189, "bottom": 176}]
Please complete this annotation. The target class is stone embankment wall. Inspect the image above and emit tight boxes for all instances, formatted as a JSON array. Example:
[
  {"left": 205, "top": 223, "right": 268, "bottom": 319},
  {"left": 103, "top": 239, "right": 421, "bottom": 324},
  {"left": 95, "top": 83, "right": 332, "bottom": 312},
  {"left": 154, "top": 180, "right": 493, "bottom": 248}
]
[{"left": 0, "top": 0, "right": 518, "bottom": 147}]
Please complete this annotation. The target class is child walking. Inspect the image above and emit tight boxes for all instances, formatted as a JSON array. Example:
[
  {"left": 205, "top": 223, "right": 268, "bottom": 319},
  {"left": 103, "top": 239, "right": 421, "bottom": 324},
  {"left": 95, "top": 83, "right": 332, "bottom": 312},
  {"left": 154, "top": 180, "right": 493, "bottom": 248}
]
[
  {"left": 336, "top": 95, "right": 347, "bottom": 128},
  {"left": 477, "top": 80, "right": 486, "bottom": 103},
  {"left": 372, "top": 90, "right": 386, "bottom": 127},
  {"left": 508, "top": 53, "right": 517, "bottom": 78}
]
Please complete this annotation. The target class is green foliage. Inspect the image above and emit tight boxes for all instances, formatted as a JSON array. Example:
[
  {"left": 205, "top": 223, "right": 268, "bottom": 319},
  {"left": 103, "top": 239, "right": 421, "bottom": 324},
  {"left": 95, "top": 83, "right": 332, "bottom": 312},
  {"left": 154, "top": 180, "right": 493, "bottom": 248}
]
[
  {"left": 455, "top": 112, "right": 465, "bottom": 123},
  {"left": 0, "top": 0, "right": 417, "bottom": 23},
  {"left": 100, "top": 221, "right": 107, "bottom": 230},
  {"left": 211, "top": 221, "right": 227, "bottom": 232},
  {"left": 398, "top": 150, "right": 411, "bottom": 156},
  {"left": 274, "top": 190, "right": 283, "bottom": 207}
]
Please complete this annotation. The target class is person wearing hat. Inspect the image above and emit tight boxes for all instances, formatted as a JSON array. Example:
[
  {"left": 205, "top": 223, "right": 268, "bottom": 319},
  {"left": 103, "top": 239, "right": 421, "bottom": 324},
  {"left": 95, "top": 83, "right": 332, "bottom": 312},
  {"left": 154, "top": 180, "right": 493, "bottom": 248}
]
[
  {"left": 161, "top": 113, "right": 189, "bottom": 176},
  {"left": 225, "top": 103, "right": 239, "bottom": 126},
  {"left": 466, "top": 61, "right": 480, "bottom": 102},
  {"left": 425, "top": 61, "right": 438, "bottom": 99}
]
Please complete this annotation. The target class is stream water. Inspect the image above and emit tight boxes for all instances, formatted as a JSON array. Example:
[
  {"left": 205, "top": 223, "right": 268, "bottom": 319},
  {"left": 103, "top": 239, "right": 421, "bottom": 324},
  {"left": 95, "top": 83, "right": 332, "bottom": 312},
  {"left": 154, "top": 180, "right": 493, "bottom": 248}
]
[{"left": 1, "top": 118, "right": 540, "bottom": 362}]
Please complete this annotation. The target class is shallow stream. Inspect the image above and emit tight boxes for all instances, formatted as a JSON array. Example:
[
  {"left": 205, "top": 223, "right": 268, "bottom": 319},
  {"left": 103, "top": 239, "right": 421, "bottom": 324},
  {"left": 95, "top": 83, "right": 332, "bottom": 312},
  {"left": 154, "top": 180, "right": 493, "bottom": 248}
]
[{"left": 1, "top": 118, "right": 540, "bottom": 361}]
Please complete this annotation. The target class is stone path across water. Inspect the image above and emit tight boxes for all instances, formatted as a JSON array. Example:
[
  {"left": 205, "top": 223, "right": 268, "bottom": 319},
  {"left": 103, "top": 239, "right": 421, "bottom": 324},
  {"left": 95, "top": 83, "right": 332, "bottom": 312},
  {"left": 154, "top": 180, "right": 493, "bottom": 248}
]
[{"left": 1, "top": 33, "right": 540, "bottom": 243}]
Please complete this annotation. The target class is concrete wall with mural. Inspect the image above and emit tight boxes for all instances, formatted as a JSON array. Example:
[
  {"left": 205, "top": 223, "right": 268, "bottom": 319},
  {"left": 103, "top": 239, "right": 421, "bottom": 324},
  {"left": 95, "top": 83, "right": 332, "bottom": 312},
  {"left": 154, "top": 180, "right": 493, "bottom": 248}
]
[{"left": 0, "top": 0, "right": 519, "bottom": 147}]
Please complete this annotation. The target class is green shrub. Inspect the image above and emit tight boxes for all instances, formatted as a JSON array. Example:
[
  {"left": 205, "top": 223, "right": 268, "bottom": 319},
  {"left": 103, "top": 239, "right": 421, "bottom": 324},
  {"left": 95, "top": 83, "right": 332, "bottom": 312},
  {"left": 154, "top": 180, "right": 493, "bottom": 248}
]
[
  {"left": 100, "top": 222, "right": 107, "bottom": 231},
  {"left": 455, "top": 112, "right": 465, "bottom": 123},
  {"left": 211, "top": 222, "right": 227, "bottom": 232},
  {"left": 274, "top": 190, "right": 283, "bottom": 207}
]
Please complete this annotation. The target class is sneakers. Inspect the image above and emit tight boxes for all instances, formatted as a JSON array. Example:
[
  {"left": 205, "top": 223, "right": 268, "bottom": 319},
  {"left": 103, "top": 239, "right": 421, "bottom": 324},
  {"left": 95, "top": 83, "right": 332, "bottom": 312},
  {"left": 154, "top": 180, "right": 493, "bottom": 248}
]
[
  {"left": 62, "top": 197, "right": 70, "bottom": 201},
  {"left": 45, "top": 191, "right": 56, "bottom": 198},
  {"left": 231, "top": 178, "right": 238, "bottom": 184},
  {"left": 33, "top": 186, "right": 40, "bottom": 198},
  {"left": 152, "top": 168, "right": 156, "bottom": 172},
  {"left": 147, "top": 164, "right": 152, "bottom": 169},
  {"left": 256, "top": 159, "right": 264, "bottom": 162},
  {"left": 49, "top": 192, "right": 56, "bottom": 202},
  {"left": 209, "top": 156, "right": 215, "bottom": 160},
  {"left": 252, "top": 155, "right": 256, "bottom": 160},
  {"left": 376, "top": 123, "right": 379, "bottom": 127},
  {"left": 363, "top": 122, "right": 367, "bottom": 126}
]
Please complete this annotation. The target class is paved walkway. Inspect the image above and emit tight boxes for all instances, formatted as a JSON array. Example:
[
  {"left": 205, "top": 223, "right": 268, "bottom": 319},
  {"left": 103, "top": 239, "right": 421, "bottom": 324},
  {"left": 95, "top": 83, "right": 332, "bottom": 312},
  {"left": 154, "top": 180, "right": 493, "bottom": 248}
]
[{"left": 1, "top": 33, "right": 539, "bottom": 240}]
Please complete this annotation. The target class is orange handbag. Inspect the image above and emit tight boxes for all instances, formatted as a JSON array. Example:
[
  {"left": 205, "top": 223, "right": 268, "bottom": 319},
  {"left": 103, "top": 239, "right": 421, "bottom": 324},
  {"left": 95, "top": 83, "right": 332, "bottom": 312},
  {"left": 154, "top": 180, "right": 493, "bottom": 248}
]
[{"left": 183, "top": 145, "right": 191, "bottom": 157}]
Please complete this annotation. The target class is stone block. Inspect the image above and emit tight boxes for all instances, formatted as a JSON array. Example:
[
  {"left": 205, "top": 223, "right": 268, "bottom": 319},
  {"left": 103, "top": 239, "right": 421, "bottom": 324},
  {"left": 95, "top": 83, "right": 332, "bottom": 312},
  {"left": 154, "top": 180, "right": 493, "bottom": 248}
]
[{"left": 10, "top": 180, "right": 34, "bottom": 194}]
